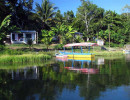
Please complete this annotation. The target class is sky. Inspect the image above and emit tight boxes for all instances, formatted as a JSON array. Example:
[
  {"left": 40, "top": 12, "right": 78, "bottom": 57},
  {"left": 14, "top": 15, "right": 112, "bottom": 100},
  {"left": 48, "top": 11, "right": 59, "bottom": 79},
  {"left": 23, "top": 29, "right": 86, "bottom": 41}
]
[{"left": 33, "top": 0, "right": 130, "bottom": 15}]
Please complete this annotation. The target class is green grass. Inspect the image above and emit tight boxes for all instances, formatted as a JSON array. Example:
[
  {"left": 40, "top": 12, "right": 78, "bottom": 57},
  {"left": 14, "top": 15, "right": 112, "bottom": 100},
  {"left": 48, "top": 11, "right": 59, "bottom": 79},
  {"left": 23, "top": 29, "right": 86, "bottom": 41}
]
[
  {"left": 5, "top": 44, "right": 125, "bottom": 57},
  {"left": 93, "top": 51, "right": 124, "bottom": 56},
  {"left": 0, "top": 53, "right": 52, "bottom": 63},
  {"left": 0, "top": 58, "right": 55, "bottom": 69}
]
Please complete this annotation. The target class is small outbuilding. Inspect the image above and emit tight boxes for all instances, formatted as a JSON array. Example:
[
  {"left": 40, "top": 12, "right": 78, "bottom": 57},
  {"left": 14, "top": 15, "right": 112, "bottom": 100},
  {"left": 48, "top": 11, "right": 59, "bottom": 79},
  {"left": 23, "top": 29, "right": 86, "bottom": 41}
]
[
  {"left": 10, "top": 30, "right": 38, "bottom": 44},
  {"left": 97, "top": 39, "right": 104, "bottom": 46}
]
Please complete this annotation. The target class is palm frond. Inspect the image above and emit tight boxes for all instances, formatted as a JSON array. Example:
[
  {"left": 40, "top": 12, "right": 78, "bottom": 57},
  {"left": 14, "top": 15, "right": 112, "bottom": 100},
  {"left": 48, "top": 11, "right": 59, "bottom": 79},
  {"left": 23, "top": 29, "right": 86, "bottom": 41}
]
[{"left": 0, "top": 15, "right": 11, "bottom": 30}]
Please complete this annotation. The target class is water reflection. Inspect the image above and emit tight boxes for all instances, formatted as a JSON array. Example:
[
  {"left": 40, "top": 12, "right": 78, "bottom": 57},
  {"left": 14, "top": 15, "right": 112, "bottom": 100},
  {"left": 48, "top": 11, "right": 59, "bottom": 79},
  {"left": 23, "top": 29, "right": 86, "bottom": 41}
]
[
  {"left": 0, "top": 57, "right": 130, "bottom": 100},
  {"left": 10, "top": 66, "right": 39, "bottom": 80},
  {"left": 97, "top": 58, "right": 104, "bottom": 65},
  {"left": 57, "top": 58, "right": 99, "bottom": 74}
]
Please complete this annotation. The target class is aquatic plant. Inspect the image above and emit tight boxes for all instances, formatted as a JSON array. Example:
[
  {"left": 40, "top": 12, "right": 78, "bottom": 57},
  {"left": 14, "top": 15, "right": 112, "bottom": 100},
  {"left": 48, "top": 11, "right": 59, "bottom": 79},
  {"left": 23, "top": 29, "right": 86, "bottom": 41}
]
[{"left": 0, "top": 54, "right": 51, "bottom": 63}]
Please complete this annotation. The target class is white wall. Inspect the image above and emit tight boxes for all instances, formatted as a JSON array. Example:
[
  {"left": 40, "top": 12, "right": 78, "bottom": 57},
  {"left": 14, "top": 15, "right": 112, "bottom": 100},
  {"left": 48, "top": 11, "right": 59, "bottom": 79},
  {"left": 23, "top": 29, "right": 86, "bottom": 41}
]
[{"left": 97, "top": 40, "right": 104, "bottom": 46}]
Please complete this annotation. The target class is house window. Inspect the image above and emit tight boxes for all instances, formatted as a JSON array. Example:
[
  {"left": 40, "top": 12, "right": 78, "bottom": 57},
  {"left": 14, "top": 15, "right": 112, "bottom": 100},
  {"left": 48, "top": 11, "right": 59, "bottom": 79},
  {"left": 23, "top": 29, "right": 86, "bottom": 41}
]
[{"left": 26, "top": 34, "right": 32, "bottom": 39}]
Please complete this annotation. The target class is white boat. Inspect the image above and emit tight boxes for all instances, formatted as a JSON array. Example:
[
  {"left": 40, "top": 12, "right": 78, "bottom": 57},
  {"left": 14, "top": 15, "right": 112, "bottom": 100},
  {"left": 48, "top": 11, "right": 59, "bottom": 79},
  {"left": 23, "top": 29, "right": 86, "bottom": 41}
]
[{"left": 55, "top": 53, "right": 68, "bottom": 58}]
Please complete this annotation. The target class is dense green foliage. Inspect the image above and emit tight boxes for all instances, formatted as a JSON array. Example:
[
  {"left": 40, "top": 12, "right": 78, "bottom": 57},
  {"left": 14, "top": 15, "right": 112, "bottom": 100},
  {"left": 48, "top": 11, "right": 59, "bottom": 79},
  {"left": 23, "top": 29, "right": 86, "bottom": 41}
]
[
  {"left": 27, "top": 38, "right": 33, "bottom": 50},
  {"left": 41, "top": 29, "right": 54, "bottom": 49},
  {"left": 0, "top": 0, "right": 130, "bottom": 47},
  {"left": 0, "top": 15, "right": 11, "bottom": 45}
]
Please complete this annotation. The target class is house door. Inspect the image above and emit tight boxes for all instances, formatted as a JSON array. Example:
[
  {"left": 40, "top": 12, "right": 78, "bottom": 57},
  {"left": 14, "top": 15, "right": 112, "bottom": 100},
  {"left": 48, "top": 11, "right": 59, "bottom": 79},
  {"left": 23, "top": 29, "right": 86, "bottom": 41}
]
[
  {"left": 12, "top": 34, "right": 15, "bottom": 41},
  {"left": 18, "top": 34, "right": 23, "bottom": 41}
]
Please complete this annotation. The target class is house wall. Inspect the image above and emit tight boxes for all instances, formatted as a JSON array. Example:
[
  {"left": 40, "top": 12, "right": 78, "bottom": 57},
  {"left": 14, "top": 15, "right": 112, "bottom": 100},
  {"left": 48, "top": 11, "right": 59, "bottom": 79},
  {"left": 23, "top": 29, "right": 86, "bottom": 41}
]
[
  {"left": 11, "top": 31, "right": 37, "bottom": 44},
  {"left": 15, "top": 34, "right": 18, "bottom": 41}
]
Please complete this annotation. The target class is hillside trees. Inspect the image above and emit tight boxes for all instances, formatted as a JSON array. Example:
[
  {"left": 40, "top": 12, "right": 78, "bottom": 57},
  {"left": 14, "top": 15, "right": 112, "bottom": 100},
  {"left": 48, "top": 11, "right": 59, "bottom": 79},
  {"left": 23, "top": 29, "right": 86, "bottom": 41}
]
[
  {"left": 98, "top": 11, "right": 128, "bottom": 45},
  {"left": 0, "top": 0, "right": 129, "bottom": 46}
]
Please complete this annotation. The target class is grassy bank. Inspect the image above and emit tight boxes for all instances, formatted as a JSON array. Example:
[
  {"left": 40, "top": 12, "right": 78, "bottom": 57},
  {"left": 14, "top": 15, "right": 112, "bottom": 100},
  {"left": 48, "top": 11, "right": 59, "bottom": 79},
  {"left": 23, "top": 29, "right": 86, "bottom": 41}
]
[
  {"left": 0, "top": 53, "right": 52, "bottom": 63},
  {"left": 0, "top": 58, "right": 55, "bottom": 69},
  {"left": 3, "top": 44, "right": 126, "bottom": 57},
  {"left": 93, "top": 51, "right": 124, "bottom": 56}
]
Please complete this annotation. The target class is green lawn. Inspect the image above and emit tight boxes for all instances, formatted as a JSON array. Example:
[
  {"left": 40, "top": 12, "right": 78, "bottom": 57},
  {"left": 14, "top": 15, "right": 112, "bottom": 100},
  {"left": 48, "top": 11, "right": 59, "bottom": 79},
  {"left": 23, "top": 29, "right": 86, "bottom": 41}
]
[{"left": 4, "top": 43, "right": 125, "bottom": 57}]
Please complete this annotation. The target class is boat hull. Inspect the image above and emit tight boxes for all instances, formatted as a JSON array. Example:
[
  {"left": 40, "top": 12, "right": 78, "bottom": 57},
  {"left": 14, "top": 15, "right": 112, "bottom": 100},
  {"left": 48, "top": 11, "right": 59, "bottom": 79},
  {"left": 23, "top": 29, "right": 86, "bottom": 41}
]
[
  {"left": 67, "top": 54, "right": 95, "bottom": 58},
  {"left": 55, "top": 53, "right": 68, "bottom": 59},
  {"left": 68, "top": 57, "right": 95, "bottom": 61}
]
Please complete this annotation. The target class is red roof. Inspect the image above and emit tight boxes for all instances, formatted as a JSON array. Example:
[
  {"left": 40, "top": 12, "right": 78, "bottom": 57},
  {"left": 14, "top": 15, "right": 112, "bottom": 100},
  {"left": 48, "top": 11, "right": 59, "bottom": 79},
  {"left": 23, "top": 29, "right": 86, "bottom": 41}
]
[{"left": 64, "top": 42, "right": 98, "bottom": 47}]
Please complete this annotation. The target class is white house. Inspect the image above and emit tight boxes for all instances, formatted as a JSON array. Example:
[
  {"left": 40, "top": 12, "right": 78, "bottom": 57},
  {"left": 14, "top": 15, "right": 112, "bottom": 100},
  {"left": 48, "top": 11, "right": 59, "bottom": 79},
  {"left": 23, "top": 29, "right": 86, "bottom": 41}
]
[{"left": 10, "top": 30, "right": 38, "bottom": 44}]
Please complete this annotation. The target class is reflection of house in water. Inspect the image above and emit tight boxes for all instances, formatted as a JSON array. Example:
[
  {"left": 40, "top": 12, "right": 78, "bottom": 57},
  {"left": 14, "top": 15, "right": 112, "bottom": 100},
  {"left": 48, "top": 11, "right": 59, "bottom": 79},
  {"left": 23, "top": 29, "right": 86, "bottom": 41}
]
[
  {"left": 10, "top": 66, "right": 39, "bottom": 80},
  {"left": 97, "top": 58, "right": 104, "bottom": 65}
]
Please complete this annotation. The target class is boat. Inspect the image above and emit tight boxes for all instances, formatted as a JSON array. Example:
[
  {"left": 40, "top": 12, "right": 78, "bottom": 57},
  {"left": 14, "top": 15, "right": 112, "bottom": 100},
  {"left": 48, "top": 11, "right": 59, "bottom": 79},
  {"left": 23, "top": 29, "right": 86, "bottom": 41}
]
[
  {"left": 60, "top": 42, "right": 98, "bottom": 58},
  {"left": 55, "top": 53, "right": 68, "bottom": 58}
]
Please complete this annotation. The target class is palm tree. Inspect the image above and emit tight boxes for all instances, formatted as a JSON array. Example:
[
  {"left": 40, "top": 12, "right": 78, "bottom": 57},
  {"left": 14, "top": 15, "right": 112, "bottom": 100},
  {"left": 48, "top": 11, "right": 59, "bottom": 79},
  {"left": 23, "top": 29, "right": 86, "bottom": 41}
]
[
  {"left": 0, "top": 15, "right": 11, "bottom": 45},
  {"left": 35, "top": 0, "right": 57, "bottom": 28}
]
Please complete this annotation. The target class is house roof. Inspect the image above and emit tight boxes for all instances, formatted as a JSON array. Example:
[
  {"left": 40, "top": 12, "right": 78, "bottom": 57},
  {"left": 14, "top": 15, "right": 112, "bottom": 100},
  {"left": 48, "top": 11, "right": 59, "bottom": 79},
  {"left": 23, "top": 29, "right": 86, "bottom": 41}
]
[
  {"left": 64, "top": 42, "right": 98, "bottom": 47},
  {"left": 20, "top": 30, "right": 36, "bottom": 33}
]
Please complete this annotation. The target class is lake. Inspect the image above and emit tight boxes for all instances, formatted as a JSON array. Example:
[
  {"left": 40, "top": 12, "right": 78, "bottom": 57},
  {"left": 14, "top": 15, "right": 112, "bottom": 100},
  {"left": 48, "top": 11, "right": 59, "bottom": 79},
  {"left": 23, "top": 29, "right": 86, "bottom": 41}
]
[{"left": 0, "top": 55, "right": 130, "bottom": 100}]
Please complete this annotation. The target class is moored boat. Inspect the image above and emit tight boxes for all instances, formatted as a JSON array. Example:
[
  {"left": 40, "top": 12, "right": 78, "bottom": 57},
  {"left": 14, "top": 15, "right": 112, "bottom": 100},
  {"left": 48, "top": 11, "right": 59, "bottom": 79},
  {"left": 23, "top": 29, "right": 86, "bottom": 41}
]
[{"left": 60, "top": 42, "right": 98, "bottom": 58}]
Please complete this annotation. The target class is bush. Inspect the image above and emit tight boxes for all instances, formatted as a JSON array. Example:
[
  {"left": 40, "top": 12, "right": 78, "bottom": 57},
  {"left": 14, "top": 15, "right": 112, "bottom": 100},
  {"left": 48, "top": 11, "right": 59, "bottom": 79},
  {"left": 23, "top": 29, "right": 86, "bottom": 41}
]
[
  {"left": 0, "top": 45, "right": 5, "bottom": 51},
  {"left": 5, "top": 49, "right": 23, "bottom": 55},
  {"left": 105, "top": 42, "right": 123, "bottom": 47},
  {"left": 27, "top": 39, "right": 33, "bottom": 49},
  {"left": 54, "top": 44, "right": 64, "bottom": 50}
]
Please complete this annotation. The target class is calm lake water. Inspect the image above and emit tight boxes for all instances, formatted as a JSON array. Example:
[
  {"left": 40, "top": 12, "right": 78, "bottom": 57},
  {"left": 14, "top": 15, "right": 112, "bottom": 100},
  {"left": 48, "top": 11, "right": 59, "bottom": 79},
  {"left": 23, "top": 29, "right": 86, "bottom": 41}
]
[{"left": 0, "top": 55, "right": 130, "bottom": 100}]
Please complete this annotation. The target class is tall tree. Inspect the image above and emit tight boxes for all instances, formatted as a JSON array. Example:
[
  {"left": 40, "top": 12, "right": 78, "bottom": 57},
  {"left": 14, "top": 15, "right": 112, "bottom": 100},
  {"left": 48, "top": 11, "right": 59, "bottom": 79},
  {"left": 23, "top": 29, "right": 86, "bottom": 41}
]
[
  {"left": 64, "top": 10, "right": 75, "bottom": 25},
  {"left": 77, "top": 0, "right": 98, "bottom": 40},
  {"left": 55, "top": 10, "right": 64, "bottom": 24},
  {"left": 35, "top": 0, "right": 57, "bottom": 29},
  {"left": 89, "top": 7, "right": 105, "bottom": 38},
  {"left": 4, "top": 0, "right": 34, "bottom": 29},
  {"left": 122, "top": 4, "right": 130, "bottom": 20}
]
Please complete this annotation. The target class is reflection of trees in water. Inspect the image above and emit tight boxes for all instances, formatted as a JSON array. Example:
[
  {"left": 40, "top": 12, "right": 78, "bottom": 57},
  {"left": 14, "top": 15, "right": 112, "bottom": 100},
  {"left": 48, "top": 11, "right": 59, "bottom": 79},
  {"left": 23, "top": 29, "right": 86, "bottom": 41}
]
[{"left": 0, "top": 58, "right": 130, "bottom": 100}]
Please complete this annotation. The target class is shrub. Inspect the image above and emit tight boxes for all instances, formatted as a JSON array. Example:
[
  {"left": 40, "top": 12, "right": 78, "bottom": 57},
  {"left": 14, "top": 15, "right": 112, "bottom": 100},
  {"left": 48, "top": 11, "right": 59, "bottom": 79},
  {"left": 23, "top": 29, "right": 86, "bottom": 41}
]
[
  {"left": 54, "top": 44, "right": 64, "bottom": 50},
  {"left": 0, "top": 45, "right": 5, "bottom": 51},
  {"left": 5, "top": 49, "right": 23, "bottom": 55},
  {"left": 27, "top": 39, "right": 33, "bottom": 50}
]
